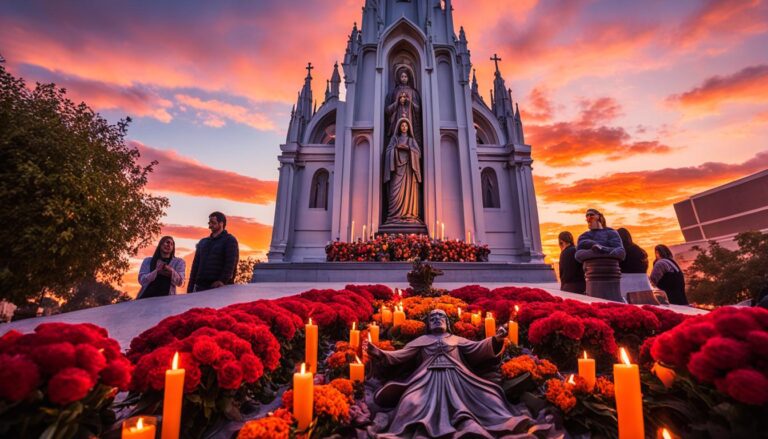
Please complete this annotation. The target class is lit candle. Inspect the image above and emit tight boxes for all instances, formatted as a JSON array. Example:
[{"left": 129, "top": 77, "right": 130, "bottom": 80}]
[
  {"left": 362, "top": 224, "right": 367, "bottom": 241},
  {"left": 393, "top": 305, "right": 405, "bottom": 327},
  {"left": 435, "top": 219, "right": 439, "bottom": 239},
  {"left": 614, "top": 348, "right": 644, "bottom": 439},
  {"left": 123, "top": 416, "right": 156, "bottom": 439},
  {"left": 659, "top": 427, "right": 673, "bottom": 439},
  {"left": 507, "top": 319, "right": 519, "bottom": 345},
  {"left": 578, "top": 351, "right": 596, "bottom": 391},
  {"left": 441, "top": 222, "right": 445, "bottom": 240},
  {"left": 161, "top": 352, "right": 185, "bottom": 439},
  {"left": 381, "top": 306, "right": 393, "bottom": 325},
  {"left": 471, "top": 312, "right": 481, "bottom": 326},
  {"left": 457, "top": 307, "right": 462, "bottom": 318},
  {"left": 652, "top": 362, "right": 676, "bottom": 388},
  {"left": 349, "top": 322, "right": 360, "bottom": 350},
  {"left": 351, "top": 220, "right": 355, "bottom": 242},
  {"left": 305, "top": 318, "right": 318, "bottom": 374},
  {"left": 485, "top": 312, "right": 496, "bottom": 338},
  {"left": 567, "top": 374, "right": 575, "bottom": 385},
  {"left": 293, "top": 362, "right": 313, "bottom": 431},
  {"left": 350, "top": 355, "right": 364, "bottom": 383},
  {"left": 369, "top": 322, "right": 379, "bottom": 345},
  {"left": 466, "top": 230, "right": 470, "bottom": 243}
]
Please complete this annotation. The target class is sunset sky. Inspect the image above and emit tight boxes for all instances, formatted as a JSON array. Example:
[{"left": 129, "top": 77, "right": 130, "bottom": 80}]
[{"left": 2, "top": 0, "right": 767, "bottom": 295}]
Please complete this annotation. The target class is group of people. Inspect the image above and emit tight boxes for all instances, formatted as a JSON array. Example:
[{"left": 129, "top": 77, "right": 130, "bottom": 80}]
[
  {"left": 558, "top": 208, "right": 688, "bottom": 305},
  {"left": 136, "top": 211, "right": 239, "bottom": 299}
]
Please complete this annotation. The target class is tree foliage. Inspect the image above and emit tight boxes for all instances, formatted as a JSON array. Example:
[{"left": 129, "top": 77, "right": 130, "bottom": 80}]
[
  {"left": 0, "top": 66, "right": 168, "bottom": 304},
  {"left": 686, "top": 231, "right": 768, "bottom": 306},
  {"left": 60, "top": 278, "right": 132, "bottom": 313},
  {"left": 234, "top": 257, "right": 260, "bottom": 284}
]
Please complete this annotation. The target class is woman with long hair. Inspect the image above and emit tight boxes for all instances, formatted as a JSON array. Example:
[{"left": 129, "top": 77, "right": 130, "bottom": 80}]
[
  {"left": 650, "top": 244, "right": 688, "bottom": 305},
  {"left": 617, "top": 227, "right": 652, "bottom": 301},
  {"left": 137, "top": 236, "right": 186, "bottom": 299}
]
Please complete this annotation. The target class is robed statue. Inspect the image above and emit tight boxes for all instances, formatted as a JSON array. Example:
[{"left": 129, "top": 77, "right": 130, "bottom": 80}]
[
  {"left": 386, "top": 67, "right": 421, "bottom": 141},
  {"left": 383, "top": 119, "right": 422, "bottom": 224},
  {"left": 366, "top": 310, "right": 557, "bottom": 438}
]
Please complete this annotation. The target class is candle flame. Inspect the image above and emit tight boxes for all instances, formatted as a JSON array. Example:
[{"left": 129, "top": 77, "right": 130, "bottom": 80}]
[
  {"left": 172, "top": 352, "right": 179, "bottom": 370},
  {"left": 457, "top": 307, "right": 462, "bottom": 316},
  {"left": 567, "top": 374, "right": 575, "bottom": 384},
  {"left": 583, "top": 351, "right": 588, "bottom": 360},
  {"left": 514, "top": 305, "right": 520, "bottom": 312},
  {"left": 352, "top": 322, "right": 356, "bottom": 330},
  {"left": 137, "top": 417, "right": 144, "bottom": 429},
  {"left": 661, "top": 428, "right": 671, "bottom": 439},
  {"left": 355, "top": 355, "right": 362, "bottom": 364},
  {"left": 308, "top": 317, "right": 313, "bottom": 325},
  {"left": 487, "top": 312, "right": 493, "bottom": 319},
  {"left": 301, "top": 362, "right": 306, "bottom": 374},
  {"left": 620, "top": 347, "right": 631, "bottom": 365}
]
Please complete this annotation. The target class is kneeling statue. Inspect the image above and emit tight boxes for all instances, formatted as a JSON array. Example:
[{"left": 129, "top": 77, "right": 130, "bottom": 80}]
[{"left": 366, "top": 309, "right": 557, "bottom": 438}]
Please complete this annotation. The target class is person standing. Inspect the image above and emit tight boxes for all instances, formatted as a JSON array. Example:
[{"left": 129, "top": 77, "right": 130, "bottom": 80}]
[
  {"left": 188, "top": 211, "right": 239, "bottom": 293},
  {"left": 137, "top": 236, "right": 185, "bottom": 299},
  {"left": 558, "top": 231, "right": 585, "bottom": 294},
  {"left": 650, "top": 244, "right": 688, "bottom": 305},
  {"left": 575, "top": 209, "right": 625, "bottom": 261},
  {"left": 617, "top": 228, "right": 648, "bottom": 273}
]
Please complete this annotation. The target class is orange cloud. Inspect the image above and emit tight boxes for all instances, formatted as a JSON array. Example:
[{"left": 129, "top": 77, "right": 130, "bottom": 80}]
[
  {"left": 527, "top": 97, "right": 672, "bottom": 167},
  {"left": 535, "top": 150, "right": 768, "bottom": 209},
  {"left": 673, "top": 0, "right": 768, "bottom": 50},
  {"left": 521, "top": 86, "right": 555, "bottom": 122},
  {"left": 667, "top": 64, "right": 768, "bottom": 115},
  {"left": 133, "top": 141, "right": 278, "bottom": 204},
  {"left": 175, "top": 94, "right": 277, "bottom": 130}
]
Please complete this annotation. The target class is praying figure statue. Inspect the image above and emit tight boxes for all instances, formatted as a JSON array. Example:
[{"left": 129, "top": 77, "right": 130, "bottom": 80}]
[
  {"left": 366, "top": 309, "right": 555, "bottom": 438},
  {"left": 383, "top": 119, "right": 422, "bottom": 224},
  {"left": 386, "top": 67, "right": 421, "bottom": 141}
]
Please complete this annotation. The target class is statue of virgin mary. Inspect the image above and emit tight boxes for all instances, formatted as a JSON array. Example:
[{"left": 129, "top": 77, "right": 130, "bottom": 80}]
[{"left": 383, "top": 118, "right": 422, "bottom": 224}]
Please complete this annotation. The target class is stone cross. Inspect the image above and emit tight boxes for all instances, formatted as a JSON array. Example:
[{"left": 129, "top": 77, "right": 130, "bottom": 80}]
[
  {"left": 490, "top": 53, "right": 502, "bottom": 72},
  {"left": 306, "top": 62, "right": 314, "bottom": 78}
]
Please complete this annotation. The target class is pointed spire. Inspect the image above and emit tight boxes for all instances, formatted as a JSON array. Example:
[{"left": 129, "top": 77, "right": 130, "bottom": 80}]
[
  {"left": 459, "top": 26, "right": 467, "bottom": 43},
  {"left": 313, "top": 99, "right": 317, "bottom": 115},
  {"left": 325, "top": 80, "right": 331, "bottom": 102},
  {"left": 471, "top": 69, "right": 479, "bottom": 95},
  {"left": 491, "top": 53, "right": 502, "bottom": 76},
  {"left": 329, "top": 61, "right": 341, "bottom": 100}
]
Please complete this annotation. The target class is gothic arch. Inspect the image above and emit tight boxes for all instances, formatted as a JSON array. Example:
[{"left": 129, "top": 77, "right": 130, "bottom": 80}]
[
  {"left": 481, "top": 167, "right": 501, "bottom": 208},
  {"left": 307, "top": 109, "right": 337, "bottom": 144},
  {"left": 309, "top": 168, "right": 330, "bottom": 209},
  {"left": 472, "top": 108, "right": 501, "bottom": 145}
]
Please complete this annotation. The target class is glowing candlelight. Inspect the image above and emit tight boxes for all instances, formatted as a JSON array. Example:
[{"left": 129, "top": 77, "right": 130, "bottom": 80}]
[
  {"left": 441, "top": 222, "right": 445, "bottom": 240},
  {"left": 305, "top": 318, "right": 318, "bottom": 374},
  {"left": 362, "top": 224, "right": 367, "bottom": 241},
  {"left": 161, "top": 352, "right": 184, "bottom": 439},
  {"left": 393, "top": 304, "right": 405, "bottom": 327},
  {"left": 351, "top": 220, "right": 355, "bottom": 242},
  {"left": 123, "top": 416, "right": 156, "bottom": 439},
  {"left": 485, "top": 312, "right": 496, "bottom": 338},
  {"left": 652, "top": 362, "right": 676, "bottom": 388},
  {"left": 567, "top": 374, "right": 575, "bottom": 385},
  {"left": 350, "top": 322, "right": 360, "bottom": 350},
  {"left": 381, "top": 306, "right": 393, "bottom": 325},
  {"left": 350, "top": 355, "right": 364, "bottom": 383},
  {"left": 578, "top": 351, "right": 596, "bottom": 391},
  {"left": 614, "top": 348, "right": 644, "bottom": 439},
  {"left": 661, "top": 428, "right": 672, "bottom": 439},
  {"left": 471, "top": 312, "right": 481, "bottom": 326},
  {"left": 369, "top": 322, "right": 379, "bottom": 345},
  {"left": 457, "top": 307, "right": 462, "bottom": 318},
  {"left": 293, "top": 363, "right": 313, "bottom": 431}
]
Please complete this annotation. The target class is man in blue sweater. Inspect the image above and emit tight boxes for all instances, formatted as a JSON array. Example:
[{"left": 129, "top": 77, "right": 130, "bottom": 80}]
[
  {"left": 188, "top": 211, "right": 239, "bottom": 292},
  {"left": 575, "top": 208, "right": 625, "bottom": 262}
]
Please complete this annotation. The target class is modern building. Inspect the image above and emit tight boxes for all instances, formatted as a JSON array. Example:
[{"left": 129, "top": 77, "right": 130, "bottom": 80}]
[{"left": 671, "top": 169, "right": 768, "bottom": 269}]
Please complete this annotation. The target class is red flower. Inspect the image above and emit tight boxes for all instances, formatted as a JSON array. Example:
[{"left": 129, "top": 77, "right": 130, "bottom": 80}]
[
  {"left": 688, "top": 337, "right": 750, "bottom": 383},
  {"left": 75, "top": 344, "right": 107, "bottom": 377},
  {"left": 713, "top": 309, "right": 761, "bottom": 340},
  {"left": 192, "top": 336, "right": 221, "bottom": 364},
  {"left": 100, "top": 357, "right": 133, "bottom": 390},
  {"left": 217, "top": 361, "right": 244, "bottom": 390},
  {"left": 240, "top": 354, "right": 264, "bottom": 383},
  {"left": 0, "top": 330, "right": 23, "bottom": 353},
  {"left": 47, "top": 367, "right": 95, "bottom": 405},
  {"left": 31, "top": 342, "right": 77, "bottom": 375},
  {"left": 528, "top": 312, "right": 585, "bottom": 344},
  {"left": 721, "top": 368, "right": 768, "bottom": 405},
  {"left": 0, "top": 354, "right": 40, "bottom": 402}
]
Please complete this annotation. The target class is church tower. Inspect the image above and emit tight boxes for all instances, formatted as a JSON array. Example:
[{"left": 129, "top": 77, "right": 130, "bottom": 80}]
[{"left": 265, "top": 0, "right": 546, "bottom": 267}]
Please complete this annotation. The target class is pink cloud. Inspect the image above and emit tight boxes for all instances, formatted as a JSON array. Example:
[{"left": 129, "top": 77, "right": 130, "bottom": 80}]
[
  {"left": 667, "top": 64, "right": 768, "bottom": 115},
  {"left": 175, "top": 94, "right": 276, "bottom": 130}
]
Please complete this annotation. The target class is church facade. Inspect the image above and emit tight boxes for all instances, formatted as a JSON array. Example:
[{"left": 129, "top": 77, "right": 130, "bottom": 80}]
[{"left": 267, "top": 0, "right": 545, "bottom": 265}]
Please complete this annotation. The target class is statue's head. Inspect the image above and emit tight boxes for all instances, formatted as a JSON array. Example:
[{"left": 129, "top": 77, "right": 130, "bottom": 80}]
[
  {"left": 426, "top": 309, "right": 450, "bottom": 334},
  {"left": 397, "top": 118, "right": 412, "bottom": 136},
  {"left": 397, "top": 68, "right": 411, "bottom": 86}
]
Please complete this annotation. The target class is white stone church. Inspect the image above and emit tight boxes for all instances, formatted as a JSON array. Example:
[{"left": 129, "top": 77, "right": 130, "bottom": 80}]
[{"left": 262, "top": 0, "right": 549, "bottom": 280}]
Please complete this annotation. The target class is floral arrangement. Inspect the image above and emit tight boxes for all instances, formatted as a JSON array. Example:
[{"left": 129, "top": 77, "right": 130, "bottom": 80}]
[
  {"left": 501, "top": 355, "right": 559, "bottom": 383},
  {"left": 238, "top": 407, "right": 294, "bottom": 439},
  {"left": 543, "top": 375, "right": 618, "bottom": 438},
  {"left": 325, "top": 233, "right": 490, "bottom": 262},
  {"left": 399, "top": 295, "right": 466, "bottom": 320},
  {"left": 0, "top": 323, "right": 132, "bottom": 439},
  {"left": 325, "top": 341, "right": 365, "bottom": 380}
]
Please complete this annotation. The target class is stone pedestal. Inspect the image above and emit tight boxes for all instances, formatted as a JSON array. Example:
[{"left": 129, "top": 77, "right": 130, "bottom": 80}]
[{"left": 582, "top": 258, "right": 624, "bottom": 302}]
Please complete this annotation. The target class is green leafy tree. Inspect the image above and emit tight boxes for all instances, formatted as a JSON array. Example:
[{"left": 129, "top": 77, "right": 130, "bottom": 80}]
[
  {"left": 686, "top": 231, "right": 768, "bottom": 306},
  {"left": 234, "top": 257, "right": 260, "bottom": 284},
  {"left": 0, "top": 66, "right": 168, "bottom": 304},
  {"left": 60, "top": 278, "right": 132, "bottom": 313}
]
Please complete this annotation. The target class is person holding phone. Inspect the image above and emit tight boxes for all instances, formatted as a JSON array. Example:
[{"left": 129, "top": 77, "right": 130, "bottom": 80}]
[{"left": 137, "top": 235, "right": 186, "bottom": 299}]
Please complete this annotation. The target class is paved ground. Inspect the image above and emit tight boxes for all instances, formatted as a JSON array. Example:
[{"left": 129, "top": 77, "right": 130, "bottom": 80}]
[{"left": 1, "top": 281, "right": 705, "bottom": 349}]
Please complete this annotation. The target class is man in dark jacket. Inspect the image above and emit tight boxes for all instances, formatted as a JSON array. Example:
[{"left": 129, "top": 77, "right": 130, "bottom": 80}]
[
  {"left": 558, "top": 231, "right": 586, "bottom": 294},
  {"left": 188, "top": 211, "right": 239, "bottom": 292}
]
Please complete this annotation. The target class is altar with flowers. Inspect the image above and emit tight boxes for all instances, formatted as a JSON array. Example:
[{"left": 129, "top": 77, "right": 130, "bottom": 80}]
[{"left": 1, "top": 283, "right": 766, "bottom": 439}]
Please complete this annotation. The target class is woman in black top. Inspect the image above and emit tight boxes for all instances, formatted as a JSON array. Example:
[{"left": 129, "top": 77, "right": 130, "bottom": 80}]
[
  {"left": 650, "top": 244, "right": 688, "bottom": 305},
  {"left": 617, "top": 228, "right": 648, "bottom": 273},
  {"left": 137, "top": 236, "right": 186, "bottom": 299}
]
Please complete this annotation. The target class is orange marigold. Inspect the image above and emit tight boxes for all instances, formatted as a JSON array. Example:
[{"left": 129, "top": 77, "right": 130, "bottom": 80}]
[
  {"left": 501, "top": 355, "right": 537, "bottom": 380},
  {"left": 545, "top": 378, "right": 577, "bottom": 413},
  {"left": 271, "top": 408, "right": 294, "bottom": 425},
  {"left": 326, "top": 351, "right": 349, "bottom": 369},
  {"left": 313, "top": 385, "right": 350, "bottom": 423},
  {"left": 377, "top": 340, "right": 396, "bottom": 351},
  {"left": 399, "top": 320, "right": 426, "bottom": 337},
  {"left": 238, "top": 416, "right": 291, "bottom": 439},
  {"left": 535, "top": 359, "right": 559, "bottom": 379},
  {"left": 571, "top": 375, "right": 591, "bottom": 395},
  {"left": 595, "top": 376, "right": 615, "bottom": 399},
  {"left": 329, "top": 378, "right": 354, "bottom": 402}
]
